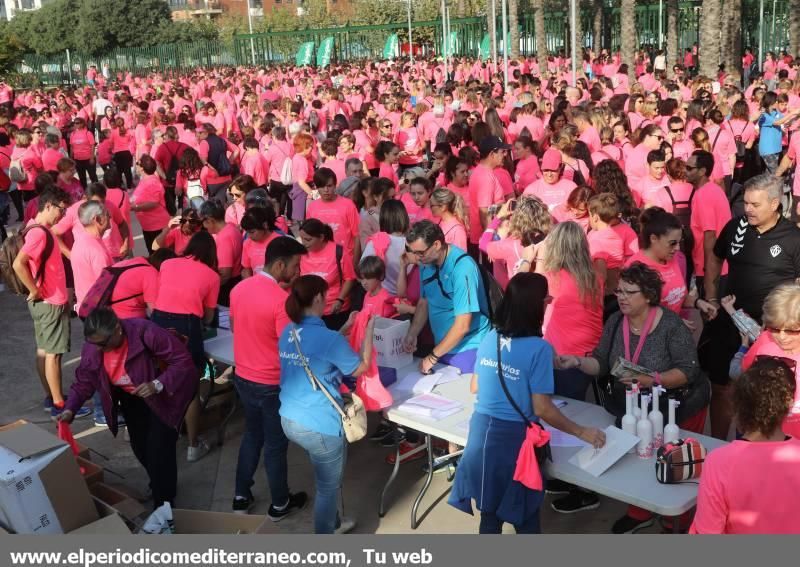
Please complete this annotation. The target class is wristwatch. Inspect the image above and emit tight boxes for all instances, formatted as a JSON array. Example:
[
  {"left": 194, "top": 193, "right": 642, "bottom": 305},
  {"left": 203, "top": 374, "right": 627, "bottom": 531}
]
[{"left": 152, "top": 379, "right": 164, "bottom": 394}]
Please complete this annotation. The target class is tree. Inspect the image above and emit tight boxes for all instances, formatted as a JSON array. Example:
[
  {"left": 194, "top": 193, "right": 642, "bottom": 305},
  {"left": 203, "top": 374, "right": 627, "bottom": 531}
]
[
  {"left": 699, "top": 0, "right": 720, "bottom": 77},
  {"left": 666, "top": 0, "right": 678, "bottom": 66},
  {"left": 620, "top": 0, "right": 636, "bottom": 81},
  {"left": 790, "top": 0, "right": 800, "bottom": 59},
  {"left": 76, "top": 0, "right": 173, "bottom": 54},
  {"left": 509, "top": 0, "right": 520, "bottom": 58},
  {"left": 0, "top": 23, "right": 26, "bottom": 75},
  {"left": 534, "top": 0, "right": 547, "bottom": 62},
  {"left": 8, "top": 0, "right": 80, "bottom": 55},
  {"left": 593, "top": 0, "right": 603, "bottom": 53}
]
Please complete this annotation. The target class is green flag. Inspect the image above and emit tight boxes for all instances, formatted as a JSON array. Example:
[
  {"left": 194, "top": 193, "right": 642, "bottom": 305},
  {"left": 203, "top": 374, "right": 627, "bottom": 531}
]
[
  {"left": 479, "top": 35, "right": 490, "bottom": 60},
  {"left": 296, "top": 42, "right": 314, "bottom": 66},
  {"left": 316, "top": 36, "right": 335, "bottom": 68},
  {"left": 383, "top": 34, "right": 399, "bottom": 60}
]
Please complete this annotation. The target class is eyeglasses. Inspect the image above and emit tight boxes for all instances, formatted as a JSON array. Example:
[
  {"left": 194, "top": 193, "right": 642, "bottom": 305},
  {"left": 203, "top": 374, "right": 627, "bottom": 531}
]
[
  {"left": 670, "top": 128, "right": 683, "bottom": 133},
  {"left": 86, "top": 325, "right": 120, "bottom": 349},
  {"left": 614, "top": 288, "right": 642, "bottom": 298},
  {"left": 651, "top": 134, "right": 664, "bottom": 141},
  {"left": 765, "top": 327, "right": 800, "bottom": 337},
  {"left": 405, "top": 243, "right": 434, "bottom": 258},
  {"left": 754, "top": 354, "right": 798, "bottom": 374}
]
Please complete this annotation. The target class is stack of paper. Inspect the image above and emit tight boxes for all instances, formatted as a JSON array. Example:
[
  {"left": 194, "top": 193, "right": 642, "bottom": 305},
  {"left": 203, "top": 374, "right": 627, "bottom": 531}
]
[
  {"left": 398, "top": 393, "right": 464, "bottom": 420},
  {"left": 412, "top": 366, "right": 462, "bottom": 395}
]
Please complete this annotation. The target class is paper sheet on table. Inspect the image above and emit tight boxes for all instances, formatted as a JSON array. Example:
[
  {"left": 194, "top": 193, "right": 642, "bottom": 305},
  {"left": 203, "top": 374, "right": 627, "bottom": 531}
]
[
  {"left": 397, "top": 393, "right": 463, "bottom": 420},
  {"left": 393, "top": 365, "right": 461, "bottom": 394},
  {"left": 568, "top": 426, "right": 640, "bottom": 477},
  {"left": 542, "top": 423, "right": 589, "bottom": 448}
]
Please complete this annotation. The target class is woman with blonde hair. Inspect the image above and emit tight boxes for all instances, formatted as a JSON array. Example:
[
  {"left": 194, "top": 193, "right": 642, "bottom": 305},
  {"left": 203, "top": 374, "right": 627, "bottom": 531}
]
[
  {"left": 429, "top": 187, "right": 469, "bottom": 250},
  {"left": 480, "top": 195, "right": 552, "bottom": 288},
  {"left": 690, "top": 127, "right": 724, "bottom": 182},
  {"left": 553, "top": 130, "right": 591, "bottom": 186},
  {"left": 288, "top": 132, "right": 315, "bottom": 223}
]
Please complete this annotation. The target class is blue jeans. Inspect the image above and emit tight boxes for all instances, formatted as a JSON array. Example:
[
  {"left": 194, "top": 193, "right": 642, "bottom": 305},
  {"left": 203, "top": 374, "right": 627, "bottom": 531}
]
[
  {"left": 233, "top": 376, "right": 290, "bottom": 507},
  {"left": 280, "top": 417, "right": 346, "bottom": 534},
  {"left": 554, "top": 368, "right": 593, "bottom": 402}
]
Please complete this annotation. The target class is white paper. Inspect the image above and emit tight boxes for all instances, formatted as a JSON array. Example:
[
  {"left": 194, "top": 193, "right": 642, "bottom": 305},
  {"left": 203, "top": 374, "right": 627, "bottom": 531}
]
[
  {"left": 412, "top": 367, "right": 461, "bottom": 395},
  {"left": 542, "top": 423, "right": 589, "bottom": 448},
  {"left": 568, "top": 426, "right": 640, "bottom": 477},
  {"left": 398, "top": 393, "right": 464, "bottom": 420},
  {"left": 553, "top": 399, "right": 568, "bottom": 409}
]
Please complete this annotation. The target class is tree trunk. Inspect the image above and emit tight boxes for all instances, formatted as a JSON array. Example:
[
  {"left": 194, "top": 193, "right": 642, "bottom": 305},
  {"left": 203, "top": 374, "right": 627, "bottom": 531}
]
[
  {"left": 534, "top": 0, "right": 547, "bottom": 63},
  {"left": 488, "top": 0, "right": 497, "bottom": 64},
  {"left": 593, "top": 0, "right": 603, "bottom": 53},
  {"left": 666, "top": 0, "right": 678, "bottom": 67},
  {"left": 572, "top": 0, "right": 583, "bottom": 59},
  {"left": 720, "top": 0, "right": 730, "bottom": 71},
  {"left": 699, "top": 0, "right": 720, "bottom": 77},
  {"left": 457, "top": 0, "right": 467, "bottom": 17},
  {"left": 730, "top": 0, "right": 742, "bottom": 75},
  {"left": 791, "top": 0, "right": 800, "bottom": 57},
  {"left": 621, "top": 0, "right": 636, "bottom": 81},
  {"left": 510, "top": 0, "right": 520, "bottom": 58}
]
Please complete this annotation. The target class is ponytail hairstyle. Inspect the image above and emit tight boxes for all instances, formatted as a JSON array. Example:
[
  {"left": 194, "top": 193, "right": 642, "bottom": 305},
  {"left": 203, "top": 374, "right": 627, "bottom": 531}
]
[
  {"left": 286, "top": 275, "right": 329, "bottom": 323},
  {"left": 429, "top": 188, "right": 469, "bottom": 231},
  {"left": 299, "top": 217, "right": 334, "bottom": 242}
]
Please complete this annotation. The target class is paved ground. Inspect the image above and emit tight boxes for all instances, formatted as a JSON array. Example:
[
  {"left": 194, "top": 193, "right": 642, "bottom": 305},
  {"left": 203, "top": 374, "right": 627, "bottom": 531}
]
[{"left": 0, "top": 213, "right": 658, "bottom": 535}]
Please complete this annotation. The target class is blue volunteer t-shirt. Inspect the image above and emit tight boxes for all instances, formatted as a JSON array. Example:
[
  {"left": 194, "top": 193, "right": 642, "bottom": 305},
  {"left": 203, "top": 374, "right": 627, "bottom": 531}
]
[
  {"left": 419, "top": 246, "right": 491, "bottom": 353},
  {"left": 279, "top": 316, "right": 360, "bottom": 437},
  {"left": 758, "top": 110, "right": 784, "bottom": 156},
  {"left": 474, "top": 329, "right": 555, "bottom": 423}
]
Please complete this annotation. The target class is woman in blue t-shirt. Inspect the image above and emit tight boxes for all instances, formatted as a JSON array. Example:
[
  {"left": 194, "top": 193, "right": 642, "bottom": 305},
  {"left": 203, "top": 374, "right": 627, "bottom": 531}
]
[
  {"left": 448, "top": 272, "right": 605, "bottom": 534},
  {"left": 278, "top": 275, "right": 374, "bottom": 534}
]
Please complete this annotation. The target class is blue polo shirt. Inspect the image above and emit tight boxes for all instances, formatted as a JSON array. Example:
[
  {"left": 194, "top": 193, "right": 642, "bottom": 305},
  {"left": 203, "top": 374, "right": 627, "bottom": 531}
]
[
  {"left": 419, "top": 246, "right": 490, "bottom": 353},
  {"left": 474, "top": 329, "right": 554, "bottom": 423},
  {"left": 278, "top": 317, "right": 360, "bottom": 437},
  {"left": 758, "top": 110, "right": 784, "bottom": 156}
]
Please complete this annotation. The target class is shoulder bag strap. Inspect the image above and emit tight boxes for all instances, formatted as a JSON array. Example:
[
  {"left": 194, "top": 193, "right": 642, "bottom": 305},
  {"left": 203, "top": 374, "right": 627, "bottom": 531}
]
[
  {"left": 496, "top": 331, "right": 533, "bottom": 428},
  {"left": 711, "top": 127, "right": 722, "bottom": 151},
  {"left": 290, "top": 327, "right": 347, "bottom": 420}
]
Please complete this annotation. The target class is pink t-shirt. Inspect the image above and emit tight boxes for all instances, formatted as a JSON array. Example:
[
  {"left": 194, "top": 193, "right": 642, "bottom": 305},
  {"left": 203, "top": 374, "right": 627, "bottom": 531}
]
[
  {"left": 132, "top": 176, "right": 170, "bottom": 231},
  {"left": 690, "top": 438, "right": 800, "bottom": 534},
  {"left": 240, "top": 152, "right": 268, "bottom": 187},
  {"left": 486, "top": 236, "right": 524, "bottom": 288},
  {"left": 230, "top": 273, "right": 290, "bottom": 385},
  {"left": 514, "top": 155, "right": 541, "bottom": 191},
  {"left": 588, "top": 226, "right": 629, "bottom": 270},
  {"left": 241, "top": 232, "right": 280, "bottom": 273},
  {"left": 20, "top": 224, "right": 67, "bottom": 305},
  {"left": 468, "top": 164, "right": 505, "bottom": 243},
  {"left": 690, "top": 182, "right": 731, "bottom": 277},
  {"left": 579, "top": 126, "right": 602, "bottom": 153},
  {"left": 543, "top": 269, "right": 603, "bottom": 356},
  {"left": 109, "top": 257, "right": 159, "bottom": 319},
  {"left": 291, "top": 153, "right": 309, "bottom": 184},
  {"left": 300, "top": 240, "right": 356, "bottom": 314},
  {"left": 625, "top": 144, "right": 652, "bottom": 187},
  {"left": 163, "top": 227, "right": 192, "bottom": 255},
  {"left": 41, "top": 148, "right": 64, "bottom": 173},
  {"left": 438, "top": 216, "right": 468, "bottom": 251},
  {"left": 626, "top": 250, "right": 687, "bottom": 314},
  {"left": 71, "top": 231, "right": 113, "bottom": 309},
  {"left": 378, "top": 162, "right": 399, "bottom": 189},
  {"left": 552, "top": 205, "right": 590, "bottom": 232},
  {"left": 154, "top": 256, "right": 220, "bottom": 317},
  {"left": 523, "top": 177, "right": 577, "bottom": 211},
  {"left": 306, "top": 196, "right": 360, "bottom": 253},
  {"left": 69, "top": 129, "right": 95, "bottom": 161},
  {"left": 399, "top": 193, "right": 435, "bottom": 224},
  {"left": 634, "top": 175, "right": 670, "bottom": 206},
  {"left": 213, "top": 223, "right": 243, "bottom": 278}
]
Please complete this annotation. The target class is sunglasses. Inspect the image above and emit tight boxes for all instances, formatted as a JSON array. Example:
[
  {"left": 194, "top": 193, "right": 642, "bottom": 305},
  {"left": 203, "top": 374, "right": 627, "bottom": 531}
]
[
  {"left": 765, "top": 327, "right": 800, "bottom": 337},
  {"left": 181, "top": 217, "right": 202, "bottom": 226},
  {"left": 754, "top": 354, "right": 798, "bottom": 373},
  {"left": 613, "top": 288, "right": 642, "bottom": 298},
  {"left": 670, "top": 128, "right": 683, "bottom": 133},
  {"left": 87, "top": 325, "right": 120, "bottom": 349}
]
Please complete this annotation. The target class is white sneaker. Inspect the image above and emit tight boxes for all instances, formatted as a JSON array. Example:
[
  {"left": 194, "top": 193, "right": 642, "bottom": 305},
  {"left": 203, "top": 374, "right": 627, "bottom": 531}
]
[
  {"left": 335, "top": 517, "right": 356, "bottom": 534},
  {"left": 187, "top": 439, "right": 211, "bottom": 462}
]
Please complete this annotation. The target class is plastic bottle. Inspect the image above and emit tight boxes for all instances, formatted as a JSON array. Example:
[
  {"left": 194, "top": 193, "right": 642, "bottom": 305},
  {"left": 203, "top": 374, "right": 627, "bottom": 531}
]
[
  {"left": 636, "top": 394, "right": 653, "bottom": 459},
  {"left": 622, "top": 386, "right": 637, "bottom": 453},
  {"left": 663, "top": 398, "right": 681, "bottom": 444},
  {"left": 631, "top": 379, "right": 641, "bottom": 419},
  {"left": 649, "top": 385, "right": 665, "bottom": 449}
]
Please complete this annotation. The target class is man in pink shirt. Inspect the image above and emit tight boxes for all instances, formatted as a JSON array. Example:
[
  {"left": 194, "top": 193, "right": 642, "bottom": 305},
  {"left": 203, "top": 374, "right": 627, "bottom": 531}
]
[
  {"left": 636, "top": 150, "right": 671, "bottom": 207},
  {"left": 666, "top": 117, "right": 694, "bottom": 161},
  {"left": 71, "top": 201, "right": 112, "bottom": 311},
  {"left": 240, "top": 137, "right": 268, "bottom": 187},
  {"left": 687, "top": 151, "right": 731, "bottom": 282},
  {"left": 573, "top": 110, "right": 602, "bottom": 154},
  {"left": 306, "top": 167, "right": 361, "bottom": 261},
  {"left": 13, "top": 188, "right": 90, "bottom": 419},
  {"left": 523, "top": 149, "right": 577, "bottom": 211},
  {"left": 229, "top": 237, "right": 309, "bottom": 515},
  {"left": 199, "top": 199, "right": 242, "bottom": 306},
  {"left": 468, "top": 137, "right": 508, "bottom": 246}
]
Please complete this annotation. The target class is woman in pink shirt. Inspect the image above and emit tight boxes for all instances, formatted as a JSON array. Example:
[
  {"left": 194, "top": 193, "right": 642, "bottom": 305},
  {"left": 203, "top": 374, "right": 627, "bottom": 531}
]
[
  {"left": 399, "top": 177, "right": 435, "bottom": 224},
  {"left": 552, "top": 186, "right": 592, "bottom": 232},
  {"left": 131, "top": 155, "right": 170, "bottom": 253},
  {"left": 443, "top": 156, "right": 471, "bottom": 202},
  {"left": 69, "top": 117, "right": 97, "bottom": 188},
  {"left": 513, "top": 137, "right": 541, "bottom": 192},
  {"left": 430, "top": 188, "right": 469, "bottom": 251},
  {"left": 152, "top": 208, "right": 202, "bottom": 255},
  {"left": 240, "top": 206, "right": 282, "bottom": 278},
  {"left": 691, "top": 357, "right": 800, "bottom": 534},
  {"left": 134, "top": 112, "right": 152, "bottom": 160},
  {"left": 224, "top": 174, "right": 256, "bottom": 227},
  {"left": 288, "top": 132, "right": 315, "bottom": 223},
  {"left": 110, "top": 118, "right": 135, "bottom": 188},
  {"left": 394, "top": 111, "right": 424, "bottom": 175},
  {"left": 727, "top": 100, "right": 758, "bottom": 183},
  {"left": 375, "top": 140, "right": 401, "bottom": 189}
]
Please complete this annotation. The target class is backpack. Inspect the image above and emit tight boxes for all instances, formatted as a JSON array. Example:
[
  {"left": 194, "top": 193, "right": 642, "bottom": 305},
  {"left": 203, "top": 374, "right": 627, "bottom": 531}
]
[
  {"left": 77, "top": 263, "right": 148, "bottom": 319},
  {"left": 566, "top": 161, "right": 587, "bottom": 187},
  {"left": 164, "top": 144, "right": 181, "bottom": 189},
  {"left": 435, "top": 127, "right": 448, "bottom": 145},
  {"left": 729, "top": 122, "right": 747, "bottom": 162},
  {"left": 664, "top": 185, "right": 698, "bottom": 229},
  {"left": 205, "top": 134, "right": 232, "bottom": 177},
  {"left": 0, "top": 225, "right": 54, "bottom": 295},
  {"left": 9, "top": 157, "right": 26, "bottom": 184},
  {"left": 452, "top": 252, "right": 504, "bottom": 321},
  {"left": 335, "top": 243, "right": 343, "bottom": 284},
  {"left": 309, "top": 110, "right": 320, "bottom": 133}
]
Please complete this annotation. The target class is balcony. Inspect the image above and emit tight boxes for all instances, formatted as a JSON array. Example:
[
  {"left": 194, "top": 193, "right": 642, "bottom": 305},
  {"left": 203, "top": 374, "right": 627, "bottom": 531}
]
[{"left": 171, "top": 0, "right": 223, "bottom": 18}]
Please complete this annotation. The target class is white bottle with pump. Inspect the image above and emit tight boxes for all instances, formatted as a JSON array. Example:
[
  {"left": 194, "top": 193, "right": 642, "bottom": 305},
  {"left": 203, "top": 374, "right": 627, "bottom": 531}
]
[
  {"left": 649, "top": 386, "right": 665, "bottom": 449},
  {"left": 636, "top": 394, "right": 653, "bottom": 459},
  {"left": 622, "top": 386, "right": 637, "bottom": 453},
  {"left": 663, "top": 398, "right": 681, "bottom": 444},
  {"left": 631, "top": 379, "right": 641, "bottom": 419}
]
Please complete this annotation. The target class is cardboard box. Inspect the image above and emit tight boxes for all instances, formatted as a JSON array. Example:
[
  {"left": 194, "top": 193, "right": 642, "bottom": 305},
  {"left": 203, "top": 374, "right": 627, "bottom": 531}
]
[
  {"left": 89, "top": 482, "right": 147, "bottom": 523},
  {"left": 172, "top": 509, "right": 279, "bottom": 534},
  {"left": 68, "top": 503, "right": 131, "bottom": 535},
  {"left": 76, "top": 457, "right": 104, "bottom": 486},
  {"left": 0, "top": 421, "right": 98, "bottom": 534}
]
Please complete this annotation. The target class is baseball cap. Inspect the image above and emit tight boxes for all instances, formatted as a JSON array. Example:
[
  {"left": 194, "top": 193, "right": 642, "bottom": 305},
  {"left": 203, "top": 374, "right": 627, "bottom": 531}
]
[
  {"left": 478, "top": 136, "right": 512, "bottom": 156},
  {"left": 541, "top": 149, "right": 563, "bottom": 171}
]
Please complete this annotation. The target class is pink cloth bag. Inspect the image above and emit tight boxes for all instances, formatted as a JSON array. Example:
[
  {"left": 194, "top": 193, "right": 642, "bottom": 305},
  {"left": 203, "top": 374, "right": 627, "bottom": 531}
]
[{"left": 512, "top": 423, "right": 551, "bottom": 491}]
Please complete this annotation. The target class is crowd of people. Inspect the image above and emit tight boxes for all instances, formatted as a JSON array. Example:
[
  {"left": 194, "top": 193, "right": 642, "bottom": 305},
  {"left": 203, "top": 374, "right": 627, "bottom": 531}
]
[{"left": 4, "top": 46, "right": 800, "bottom": 535}]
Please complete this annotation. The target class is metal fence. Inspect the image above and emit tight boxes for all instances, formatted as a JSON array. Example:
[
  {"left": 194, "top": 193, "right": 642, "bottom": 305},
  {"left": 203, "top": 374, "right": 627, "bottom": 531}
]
[{"left": 12, "top": 0, "right": 794, "bottom": 85}]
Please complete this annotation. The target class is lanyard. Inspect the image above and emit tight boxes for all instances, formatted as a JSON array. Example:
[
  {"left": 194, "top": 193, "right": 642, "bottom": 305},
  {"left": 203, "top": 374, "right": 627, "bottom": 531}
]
[{"left": 623, "top": 307, "right": 658, "bottom": 366}]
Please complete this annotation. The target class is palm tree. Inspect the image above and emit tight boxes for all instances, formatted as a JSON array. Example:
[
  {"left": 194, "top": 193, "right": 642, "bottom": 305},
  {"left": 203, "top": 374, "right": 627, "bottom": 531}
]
[
  {"left": 620, "top": 0, "right": 636, "bottom": 81},
  {"left": 699, "top": 0, "right": 721, "bottom": 77},
  {"left": 666, "top": 0, "right": 678, "bottom": 67},
  {"left": 790, "top": 0, "right": 800, "bottom": 58},
  {"left": 593, "top": 0, "right": 603, "bottom": 53},
  {"left": 457, "top": 0, "right": 466, "bottom": 17},
  {"left": 534, "top": 0, "right": 547, "bottom": 64},
  {"left": 509, "top": 0, "right": 520, "bottom": 58},
  {"left": 488, "top": 0, "right": 496, "bottom": 62},
  {"left": 730, "top": 0, "right": 742, "bottom": 75}
]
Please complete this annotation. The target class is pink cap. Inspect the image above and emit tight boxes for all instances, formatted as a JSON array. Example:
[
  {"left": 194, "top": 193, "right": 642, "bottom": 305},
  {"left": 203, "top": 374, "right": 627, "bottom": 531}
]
[{"left": 541, "top": 149, "right": 562, "bottom": 171}]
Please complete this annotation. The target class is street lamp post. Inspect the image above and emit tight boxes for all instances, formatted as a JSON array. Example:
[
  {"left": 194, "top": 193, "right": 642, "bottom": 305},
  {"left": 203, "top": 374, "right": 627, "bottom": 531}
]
[
  {"left": 407, "top": 0, "right": 414, "bottom": 63},
  {"left": 570, "top": 0, "right": 577, "bottom": 86},
  {"left": 247, "top": 0, "right": 256, "bottom": 66},
  {"left": 501, "top": 0, "right": 509, "bottom": 90}
]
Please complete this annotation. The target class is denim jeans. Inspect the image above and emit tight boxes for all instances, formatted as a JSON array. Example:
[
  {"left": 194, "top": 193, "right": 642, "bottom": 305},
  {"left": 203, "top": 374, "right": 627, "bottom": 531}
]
[
  {"left": 233, "top": 375, "right": 290, "bottom": 508},
  {"left": 762, "top": 152, "right": 781, "bottom": 175},
  {"left": 553, "top": 368, "right": 593, "bottom": 401},
  {"left": 280, "top": 417, "right": 346, "bottom": 534}
]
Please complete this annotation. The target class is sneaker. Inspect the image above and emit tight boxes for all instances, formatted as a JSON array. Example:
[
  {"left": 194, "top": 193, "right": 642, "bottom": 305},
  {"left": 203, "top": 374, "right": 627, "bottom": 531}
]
[
  {"left": 43, "top": 396, "right": 54, "bottom": 412},
  {"left": 267, "top": 492, "right": 308, "bottom": 522},
  {"left": 385, "top": 441, "right": 425, "bottom": 465},
  {"left": 187, "top": 439, "right": 211, "bottom": 462},
  {"left": 551, "top": 490, "right": 600, "bottom": 514},
  {"left": 51, "top": 405, "right": 92, "bottom": 420},
  {"left": 232, "top": 495, "right": 254, "bottom": 515},
  {"left": 335, "top": 516, "right": 356, "bottom": 534},
  {"left": 369, "top": 422, "right": 394, "bottom": 442},
  {"left": 94, "top": 413, "right": 108, "bottom": 427},
  {"left": 379, "top": 428, "right": 406, "bottom": 448},
  {"left": 612, "top": 514, "right": 655, "bottom": 534},
  {"left": 545, "top": 479, "right": 574, "bottom": 495}
]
